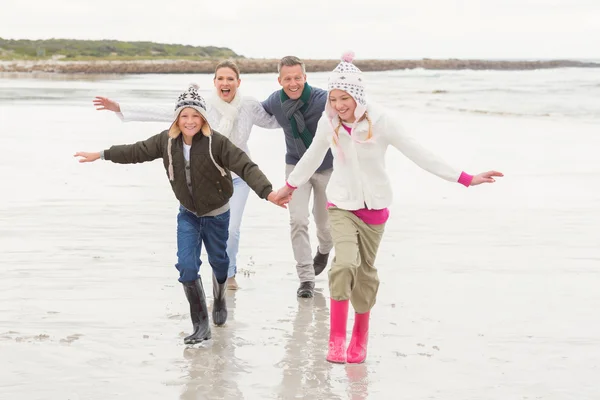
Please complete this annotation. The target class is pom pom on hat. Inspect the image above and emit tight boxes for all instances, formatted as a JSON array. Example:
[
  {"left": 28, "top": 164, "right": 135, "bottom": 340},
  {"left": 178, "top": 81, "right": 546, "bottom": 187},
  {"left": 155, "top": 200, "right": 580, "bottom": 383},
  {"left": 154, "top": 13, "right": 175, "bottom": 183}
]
[
  {"left": 341, "top": 51, "right": 355, "bottom": 63},
  {"left": 189, "top": 82, "right": 200, "bottom": 90}
]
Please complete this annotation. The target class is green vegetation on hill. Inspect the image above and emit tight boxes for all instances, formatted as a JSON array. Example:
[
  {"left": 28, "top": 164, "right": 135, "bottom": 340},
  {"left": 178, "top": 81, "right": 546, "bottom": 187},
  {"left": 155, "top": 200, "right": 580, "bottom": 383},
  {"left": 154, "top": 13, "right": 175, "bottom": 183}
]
[{"left": 0, "top": 38, "right": 241, "bottom": 60}]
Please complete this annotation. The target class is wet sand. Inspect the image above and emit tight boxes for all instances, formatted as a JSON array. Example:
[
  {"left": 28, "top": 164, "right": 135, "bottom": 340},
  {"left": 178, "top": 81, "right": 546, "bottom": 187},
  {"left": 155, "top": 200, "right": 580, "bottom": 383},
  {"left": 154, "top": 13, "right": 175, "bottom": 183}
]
[{"left": 1, "top": 82, "right": 599, "bottom": 399}]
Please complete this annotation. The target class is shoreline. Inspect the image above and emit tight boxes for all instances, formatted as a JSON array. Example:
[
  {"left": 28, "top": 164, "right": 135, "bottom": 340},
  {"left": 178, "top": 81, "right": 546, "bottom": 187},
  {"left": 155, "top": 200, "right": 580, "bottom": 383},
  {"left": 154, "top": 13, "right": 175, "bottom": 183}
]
[{"left": 1, "top": 58, "right": 599, "bottom": 74}]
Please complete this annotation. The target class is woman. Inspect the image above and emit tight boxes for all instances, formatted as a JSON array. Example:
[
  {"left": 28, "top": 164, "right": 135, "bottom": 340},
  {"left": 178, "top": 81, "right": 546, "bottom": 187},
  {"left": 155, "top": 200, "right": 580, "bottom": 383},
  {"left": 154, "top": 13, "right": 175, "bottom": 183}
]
[
  {"left": 93, "top": 60, "right": 281, "bottom": 290},
  {"left": 77, "top": 85, "right": 289, "bottom": 345},
  {"left": 275, "top": 52, "right": 503, "bottom": 364}
]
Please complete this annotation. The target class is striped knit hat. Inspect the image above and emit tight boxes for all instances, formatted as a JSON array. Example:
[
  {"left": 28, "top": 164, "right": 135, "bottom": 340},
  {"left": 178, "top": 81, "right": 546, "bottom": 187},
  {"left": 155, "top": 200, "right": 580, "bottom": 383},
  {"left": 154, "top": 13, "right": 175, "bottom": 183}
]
[{"left": 326, "top": 51, "right": 366, "bottom": 120}]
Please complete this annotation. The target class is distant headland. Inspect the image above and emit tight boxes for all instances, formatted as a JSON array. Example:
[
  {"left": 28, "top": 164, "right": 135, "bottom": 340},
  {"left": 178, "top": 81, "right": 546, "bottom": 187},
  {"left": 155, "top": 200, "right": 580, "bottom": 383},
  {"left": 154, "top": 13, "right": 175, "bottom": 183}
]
[{"left": 1, "top": 38, "right": 598, "bottom": 74}]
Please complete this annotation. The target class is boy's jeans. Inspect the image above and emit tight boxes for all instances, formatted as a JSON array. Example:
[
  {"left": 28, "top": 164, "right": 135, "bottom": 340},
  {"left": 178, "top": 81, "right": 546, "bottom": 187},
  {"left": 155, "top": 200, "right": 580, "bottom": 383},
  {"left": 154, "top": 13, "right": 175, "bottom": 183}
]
[{"left": 176, "top": 206, "right": 230, "bottom": 284}]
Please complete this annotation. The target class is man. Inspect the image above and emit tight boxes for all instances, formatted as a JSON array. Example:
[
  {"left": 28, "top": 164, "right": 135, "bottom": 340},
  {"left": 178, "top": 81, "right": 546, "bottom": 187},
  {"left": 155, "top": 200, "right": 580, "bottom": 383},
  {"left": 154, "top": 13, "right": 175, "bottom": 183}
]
[{"left": 262, "top": 56, "right": 333, "bottom": 298}]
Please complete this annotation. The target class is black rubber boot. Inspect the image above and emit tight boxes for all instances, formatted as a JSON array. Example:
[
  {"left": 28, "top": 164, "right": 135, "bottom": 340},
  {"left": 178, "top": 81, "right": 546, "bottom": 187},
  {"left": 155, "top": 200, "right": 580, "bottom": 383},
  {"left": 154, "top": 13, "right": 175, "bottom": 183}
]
[
  {"left": 313, "top": 248, "right": 330, "bottom": 277},
  {"left": 182, "top": 278, "right": 211, "bottom": 344},
  {"left": 212, "top": 273, "right": 228, "bottom": 326},
  {"left": 297, "top": 281, "right": 315, "bottom": 298}
]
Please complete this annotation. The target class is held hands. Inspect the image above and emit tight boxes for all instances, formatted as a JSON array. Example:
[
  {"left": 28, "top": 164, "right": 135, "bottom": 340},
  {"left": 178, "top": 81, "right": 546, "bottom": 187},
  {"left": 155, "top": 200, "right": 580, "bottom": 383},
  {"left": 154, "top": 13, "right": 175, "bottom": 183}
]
[
  {"left": 275, "top": 185, "right": 295, "bottom": 200},
  {"left": 73, "top": 152, "right": 101, "bottom": 163},
  {"left": 93, "top": 96, "right": 121, "bottom": 113},
  {"left": 470, "top": 170, "right": 504, "bottom": 186},
  {"left": 270, "top": 185, "right": 295, "bottom": 208},
  {"left": 267, "top": 190, "right": 292, "bottom": 208}
]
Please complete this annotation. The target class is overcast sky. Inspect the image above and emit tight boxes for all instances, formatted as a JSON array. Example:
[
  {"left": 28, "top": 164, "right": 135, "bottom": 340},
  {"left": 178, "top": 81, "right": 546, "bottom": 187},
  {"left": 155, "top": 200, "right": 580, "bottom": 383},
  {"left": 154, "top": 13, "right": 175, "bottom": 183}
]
[{"left": 1, "top": 0, "right": 598, "bottom": 60}]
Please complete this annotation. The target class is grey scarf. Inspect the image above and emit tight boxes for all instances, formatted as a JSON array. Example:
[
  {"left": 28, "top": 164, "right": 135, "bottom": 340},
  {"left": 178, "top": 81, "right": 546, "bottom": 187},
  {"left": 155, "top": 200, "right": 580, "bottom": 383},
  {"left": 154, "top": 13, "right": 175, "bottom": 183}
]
[{"left": 280, "top": 83, "right": 313, "bottom": 150}]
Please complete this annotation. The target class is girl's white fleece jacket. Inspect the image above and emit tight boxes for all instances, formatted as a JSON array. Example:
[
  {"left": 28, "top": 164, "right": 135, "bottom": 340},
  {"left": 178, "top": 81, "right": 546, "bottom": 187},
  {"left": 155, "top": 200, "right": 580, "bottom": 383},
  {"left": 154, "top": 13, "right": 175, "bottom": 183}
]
[{"left": 286, "top": 103, "right": 463, "bottom": 211}]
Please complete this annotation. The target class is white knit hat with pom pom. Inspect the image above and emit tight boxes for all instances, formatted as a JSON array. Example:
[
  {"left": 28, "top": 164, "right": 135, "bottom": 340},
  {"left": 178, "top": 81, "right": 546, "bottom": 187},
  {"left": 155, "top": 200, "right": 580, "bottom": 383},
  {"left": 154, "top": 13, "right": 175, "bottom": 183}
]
[{"left": 326, "top": 51, "right": 366, "bottom": 120}]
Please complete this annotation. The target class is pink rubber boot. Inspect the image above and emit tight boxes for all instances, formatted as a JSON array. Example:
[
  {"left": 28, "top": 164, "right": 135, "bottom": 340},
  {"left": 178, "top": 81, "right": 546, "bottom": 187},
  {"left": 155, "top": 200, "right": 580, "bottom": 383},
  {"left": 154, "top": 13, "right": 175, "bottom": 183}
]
[
  {"left": 326, "top": 299, "right": 349, "bottom": 363},
  {"left": 347, "top": 311, "right": 370, "bottom": 363}
]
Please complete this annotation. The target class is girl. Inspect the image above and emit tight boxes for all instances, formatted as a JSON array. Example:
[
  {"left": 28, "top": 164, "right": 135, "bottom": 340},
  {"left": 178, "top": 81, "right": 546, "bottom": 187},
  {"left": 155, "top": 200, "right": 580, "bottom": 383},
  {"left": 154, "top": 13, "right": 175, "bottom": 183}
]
[
  {"left": 93, "top": 60, "right": 281, "bottom": 290},
  {"left": 275, "top": 52, "right": 503, "bottom": 364},
  {"left": 76, "top": 85, "right": 289, "bottom": 345}
]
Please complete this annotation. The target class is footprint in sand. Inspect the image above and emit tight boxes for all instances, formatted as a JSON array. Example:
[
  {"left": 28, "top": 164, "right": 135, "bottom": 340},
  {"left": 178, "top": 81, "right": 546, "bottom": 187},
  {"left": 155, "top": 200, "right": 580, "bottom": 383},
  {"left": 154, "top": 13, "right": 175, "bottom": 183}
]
[
  {"left": 15, "top": 334, "right": 50, "bottom": 342},
  {"left": 1, "top": 331, "right": 18, "bottom": 340},
  {"left": 60, "top": 334, "right": 83, "bottom": 344}
]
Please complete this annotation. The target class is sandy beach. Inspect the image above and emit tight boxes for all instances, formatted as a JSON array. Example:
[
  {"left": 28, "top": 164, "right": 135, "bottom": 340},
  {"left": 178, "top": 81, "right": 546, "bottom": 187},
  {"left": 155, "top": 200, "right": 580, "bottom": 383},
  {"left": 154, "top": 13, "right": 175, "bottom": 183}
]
[{"left": 1, "top": 71, "right": 599, "bottom": 399}]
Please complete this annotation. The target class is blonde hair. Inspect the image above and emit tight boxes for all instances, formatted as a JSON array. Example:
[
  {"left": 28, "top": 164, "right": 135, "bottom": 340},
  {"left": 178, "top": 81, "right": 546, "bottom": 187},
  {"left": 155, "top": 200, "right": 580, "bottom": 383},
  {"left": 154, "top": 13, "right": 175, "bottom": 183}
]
[
  {"left": 332, "top": 112, "right": 372, "bottom": 146},
  {"left": 168, "top": 107, "right": 211, "bottom": 139}
]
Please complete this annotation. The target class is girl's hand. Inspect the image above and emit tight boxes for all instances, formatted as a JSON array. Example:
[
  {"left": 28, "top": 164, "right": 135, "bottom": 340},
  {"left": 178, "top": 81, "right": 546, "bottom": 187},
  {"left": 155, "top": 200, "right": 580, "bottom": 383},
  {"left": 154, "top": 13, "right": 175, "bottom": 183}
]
[
  {"left": 93, "top": 96, "right": 121, "bottom": 113},
  {"left": 74, "top": 152, "right": 101, "bottom": 163},
  {"left": 275, "top": 185, "right": 295, "bottom": 200},
  {"left": 268, "top": 191, "right": 291, "bottom": 208},
  {"left": 471, "top": 170, "right": 504, "bottom": 185}
]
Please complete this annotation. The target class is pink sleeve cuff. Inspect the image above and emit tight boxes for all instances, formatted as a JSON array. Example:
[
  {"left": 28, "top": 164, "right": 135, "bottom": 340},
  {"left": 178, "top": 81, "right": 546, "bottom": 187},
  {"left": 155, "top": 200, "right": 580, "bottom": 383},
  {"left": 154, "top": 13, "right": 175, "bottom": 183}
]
[
  {"left": 286, "top": 181, "right": 297, "bottom": 190},
  {"left": 458, "top": 171, "right": 473, "bottom": 187}
]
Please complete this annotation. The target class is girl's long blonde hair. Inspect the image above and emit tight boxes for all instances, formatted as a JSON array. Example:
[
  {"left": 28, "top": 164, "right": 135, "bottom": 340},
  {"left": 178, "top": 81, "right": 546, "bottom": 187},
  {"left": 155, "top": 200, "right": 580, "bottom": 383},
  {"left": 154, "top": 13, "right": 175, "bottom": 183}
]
[{"left": 332, "top": 112, "right": 373, "bottom": 147}]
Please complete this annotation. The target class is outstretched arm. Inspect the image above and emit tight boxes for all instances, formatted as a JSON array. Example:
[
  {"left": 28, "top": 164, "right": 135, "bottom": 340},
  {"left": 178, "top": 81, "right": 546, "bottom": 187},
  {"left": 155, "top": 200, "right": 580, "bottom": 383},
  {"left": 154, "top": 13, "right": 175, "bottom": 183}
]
[
  {"left": 274, "top": 116, "right": 332, "bottom": 201},
  {"left": 385, "top": 115, "right": 503, "bottom": 186},
  {"left": 248, "top": 98, "right": 281, "bottom": 129},
  {"left": 216, "top": 136, "right": 290, "bottom": 208},
  {"left": 386, "top": 116, "right": 462, "bottom": 182},
  {"left": 74, "top": 132, "right": 165, "bottom": 165},
  {"left": 285, "top": 116, "right": 332, "bottom": 188},
  {"left": 93, "top": 96, "right": 173, "bottom": 123}
]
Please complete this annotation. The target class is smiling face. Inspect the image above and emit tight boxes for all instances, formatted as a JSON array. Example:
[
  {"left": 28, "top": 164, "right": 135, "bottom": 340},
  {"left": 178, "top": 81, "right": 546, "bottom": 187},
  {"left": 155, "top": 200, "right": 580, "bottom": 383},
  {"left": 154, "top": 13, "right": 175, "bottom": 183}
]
[
  {"left": 328, "top": 89, "right": 357, "bottom": 123},
  {"left": 213, "top": 66, "right": 241, "bottom": 103},
  {"left": 278, "top": 64, "right": 306, "bottom": 100},
  {"left": 177, "top": 108, "right": 205, "bottom": 143}
]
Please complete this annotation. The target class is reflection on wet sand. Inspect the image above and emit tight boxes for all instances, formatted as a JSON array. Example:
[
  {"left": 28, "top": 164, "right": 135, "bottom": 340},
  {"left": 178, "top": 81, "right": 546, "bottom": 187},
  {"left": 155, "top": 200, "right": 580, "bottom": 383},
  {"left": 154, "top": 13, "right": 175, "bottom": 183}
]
[
  {"left": 177, "top": 286, "right": 373, "bottom": 399},
  {"left": 345, "top": 364, "right": 369, "bottom": 400},
  {"left": 276, "top": 290, "right": 341, "bottom": 400},
  {"left": 180, "top": 290, "right": 245, "bottom": 400}
]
